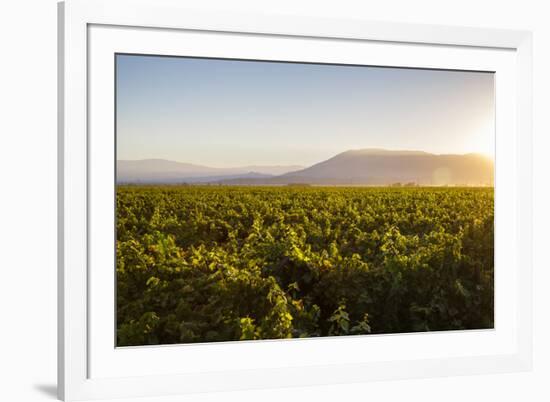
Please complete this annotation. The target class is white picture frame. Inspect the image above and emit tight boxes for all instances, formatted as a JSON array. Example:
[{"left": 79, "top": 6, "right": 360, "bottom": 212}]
[{"left": 58, "top": 0, "right": 533, "bottom": 400}]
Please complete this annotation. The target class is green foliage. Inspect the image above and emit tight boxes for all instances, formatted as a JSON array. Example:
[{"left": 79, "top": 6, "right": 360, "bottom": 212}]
[{"left": 116, "top": 186, "right": 494, "bottom": 346}]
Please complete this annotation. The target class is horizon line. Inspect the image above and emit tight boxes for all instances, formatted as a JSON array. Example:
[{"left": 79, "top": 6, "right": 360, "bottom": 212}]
[{"left": 117, "top": 147, "right": 495, "bottom": 168}]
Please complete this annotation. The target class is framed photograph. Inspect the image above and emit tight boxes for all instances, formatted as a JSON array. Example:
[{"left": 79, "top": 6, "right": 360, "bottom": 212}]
[{"left": 58, "top": 0, "right": 533, "bottom": 400}]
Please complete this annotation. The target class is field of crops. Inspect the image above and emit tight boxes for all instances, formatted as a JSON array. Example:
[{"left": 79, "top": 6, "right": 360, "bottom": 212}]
[{"left": 116, "top": 186, "right": 494, "bottom": 346}]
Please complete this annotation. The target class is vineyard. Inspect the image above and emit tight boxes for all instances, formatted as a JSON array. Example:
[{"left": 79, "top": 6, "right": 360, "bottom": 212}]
[{"left": 116, "top": 186, "right": 494, "bottom": 346}]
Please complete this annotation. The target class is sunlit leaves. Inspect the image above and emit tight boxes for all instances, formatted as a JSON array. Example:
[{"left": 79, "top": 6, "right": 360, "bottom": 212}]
[{"left": 116, "top": 186, "right": 494, "bottom": 345}]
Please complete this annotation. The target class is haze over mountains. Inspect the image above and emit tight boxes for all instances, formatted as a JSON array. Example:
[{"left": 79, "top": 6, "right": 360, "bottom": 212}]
[
  {"left": 117, "top": 149, "right": 494, "bottom": 186},
  {"left": 117, "top": 159, "right": 304, "bottom": 183}
]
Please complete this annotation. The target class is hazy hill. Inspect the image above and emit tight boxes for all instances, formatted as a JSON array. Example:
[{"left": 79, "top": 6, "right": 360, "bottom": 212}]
[
  {"left": 118, "top": 150, "right": 494, "bottom": 186},
  {"left": 217, "top": 149, "right": 494, "bottom": 186},
  {"left": 116, "top": 159, "right": 304, "bottom": 183},
  {"left": 278, "top": 149, "right": 494, "bottom": 185}
]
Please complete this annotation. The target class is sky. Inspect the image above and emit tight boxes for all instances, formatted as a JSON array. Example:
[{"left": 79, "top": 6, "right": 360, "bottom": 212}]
[{"left": 116, "top": 54, "right": 495, "bottom": 168}]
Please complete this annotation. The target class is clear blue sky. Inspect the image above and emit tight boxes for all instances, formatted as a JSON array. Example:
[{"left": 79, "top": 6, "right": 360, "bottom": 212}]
[{"left": 116, "top": 54, "right": 494, "bottom": 167}]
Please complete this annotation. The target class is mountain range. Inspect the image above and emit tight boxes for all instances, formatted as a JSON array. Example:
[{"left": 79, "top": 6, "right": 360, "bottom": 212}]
[
  {"left": 117, "top": 149, "right": 494, "bottom": 186},
  {"left": 117, "top": 159, "right": 304, "bottom": 183}
]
